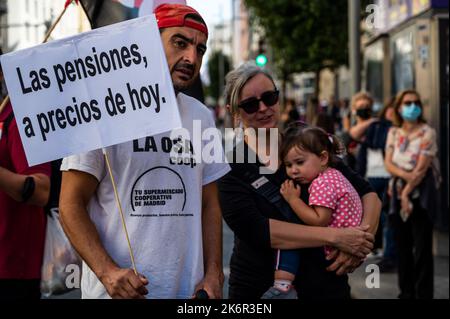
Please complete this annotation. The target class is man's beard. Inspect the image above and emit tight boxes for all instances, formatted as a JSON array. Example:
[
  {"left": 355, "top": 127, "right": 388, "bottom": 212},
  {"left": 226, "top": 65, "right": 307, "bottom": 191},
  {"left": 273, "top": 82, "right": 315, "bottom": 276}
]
[
  {"left": 173, "top": 76, "right": 197, "bottom": 92},
  {"left": 172, "top": 62, "right": 196, "bottom": 92}
]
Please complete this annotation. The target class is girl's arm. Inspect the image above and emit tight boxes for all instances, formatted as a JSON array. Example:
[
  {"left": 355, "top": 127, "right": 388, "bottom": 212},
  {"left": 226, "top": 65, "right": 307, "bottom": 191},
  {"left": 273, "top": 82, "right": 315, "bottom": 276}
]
[
  {"left": 218, "top": 173, "right": 373, "bottom": 257},
  {"left": 269, "top": 220, "right": 372, "bottom": 258},
  {"left": 289, "top": 198, "right": 332, "bottom": 226},
  {"left": 280, "top": 180, "right": 331, "bottom": 226}
]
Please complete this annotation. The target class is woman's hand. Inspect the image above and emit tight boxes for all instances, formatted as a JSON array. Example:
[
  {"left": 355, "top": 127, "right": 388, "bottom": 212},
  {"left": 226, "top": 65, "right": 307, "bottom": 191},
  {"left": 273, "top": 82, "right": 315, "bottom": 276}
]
[
  {"left": 326, "top": 249, "right": 364, "bottom": 275},
  {"left": 402, "top": 171, "right": 424, "bottom": 185},
  {"left": 400, "top": 184, "right": 413, "bottom": 215},
  {"left": 280, "top": 180, "right": 301, "bottom": 203},
  {"left": 387, "top": 183, "right": 393, "bottom": 198},
  {"left": 401, "top": 192, "right": 413, "bottom": 215},
  {"left": 331, "top": 225, "right": 374, "bottom": 258}
]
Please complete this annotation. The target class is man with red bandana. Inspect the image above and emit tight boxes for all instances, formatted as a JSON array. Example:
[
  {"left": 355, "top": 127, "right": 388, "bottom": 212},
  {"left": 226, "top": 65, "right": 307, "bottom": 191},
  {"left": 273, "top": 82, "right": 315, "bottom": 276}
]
[{"left": 59, "top": 4, "right": 230, "bottom": 299}]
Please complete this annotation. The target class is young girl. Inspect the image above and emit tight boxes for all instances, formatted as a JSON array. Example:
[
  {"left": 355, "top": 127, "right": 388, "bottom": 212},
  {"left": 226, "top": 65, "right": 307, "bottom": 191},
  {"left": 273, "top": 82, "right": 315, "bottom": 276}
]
[{"left": 262, "top": 126, "right": 363, "bottom": 299}]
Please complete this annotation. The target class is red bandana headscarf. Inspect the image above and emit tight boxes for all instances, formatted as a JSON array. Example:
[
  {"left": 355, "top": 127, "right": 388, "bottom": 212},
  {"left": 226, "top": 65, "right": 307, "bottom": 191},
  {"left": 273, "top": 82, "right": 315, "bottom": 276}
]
[{"left": 154, "top": 4, "right": 208, "bottom": 37}]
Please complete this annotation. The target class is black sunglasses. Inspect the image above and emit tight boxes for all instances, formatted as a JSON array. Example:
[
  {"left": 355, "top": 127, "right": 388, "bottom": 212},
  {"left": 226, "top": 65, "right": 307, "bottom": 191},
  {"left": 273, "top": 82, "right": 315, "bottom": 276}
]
[
  {"left": 403, "top": 100, "right": 421, "bottom": 106},
  {"left": 238, "top": 90, "right": 279, "bottom": 114}
]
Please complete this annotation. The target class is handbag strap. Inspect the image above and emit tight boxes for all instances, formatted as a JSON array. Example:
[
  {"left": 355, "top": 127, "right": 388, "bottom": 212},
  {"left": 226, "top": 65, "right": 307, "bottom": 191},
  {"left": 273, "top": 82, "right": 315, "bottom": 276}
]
[{"left": 229, "top": 163, "right": 299, "bottom": 222}]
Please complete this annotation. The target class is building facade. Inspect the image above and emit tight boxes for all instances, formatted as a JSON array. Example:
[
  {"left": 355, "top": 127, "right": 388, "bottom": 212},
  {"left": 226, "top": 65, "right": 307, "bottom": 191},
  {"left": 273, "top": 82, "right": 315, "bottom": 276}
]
[{"left": 0, "top": 0, "right": 90, "bottom": 53}]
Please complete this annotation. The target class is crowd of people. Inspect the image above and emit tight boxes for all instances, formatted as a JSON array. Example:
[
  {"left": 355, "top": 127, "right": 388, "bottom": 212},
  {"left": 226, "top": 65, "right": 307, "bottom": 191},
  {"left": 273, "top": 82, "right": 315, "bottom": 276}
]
[
  {"left": 0, "top": 3, "right": 441, "bottom": 301},
  {"left": 278, "top": 86, "right": 440, "bottom": 299}
]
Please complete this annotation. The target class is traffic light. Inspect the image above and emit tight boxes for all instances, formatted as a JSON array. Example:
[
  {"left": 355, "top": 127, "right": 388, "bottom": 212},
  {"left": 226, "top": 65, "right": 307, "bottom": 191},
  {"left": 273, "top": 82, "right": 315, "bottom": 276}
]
[
  {"left": 255, "top": 39, "right": 268, "bottom": 67},
  {"left": 255, "top": 54, "right": 268, "bottom": 67}
]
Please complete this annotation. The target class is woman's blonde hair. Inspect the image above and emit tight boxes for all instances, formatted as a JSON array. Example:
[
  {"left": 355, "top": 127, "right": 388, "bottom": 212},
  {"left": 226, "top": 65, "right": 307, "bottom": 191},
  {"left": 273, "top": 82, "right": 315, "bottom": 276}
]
[
  {"left": 350, "top": 92, "right": 374, "bottom": 110},
  {"left": 224, "top": 62, "right": 276, "bottom": 117}
]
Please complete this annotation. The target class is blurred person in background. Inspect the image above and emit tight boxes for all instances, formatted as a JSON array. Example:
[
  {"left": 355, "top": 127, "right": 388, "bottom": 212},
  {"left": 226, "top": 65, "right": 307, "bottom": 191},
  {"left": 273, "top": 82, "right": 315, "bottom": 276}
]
[
  {"left": 384, "top": 89, "right": 439, "bottom": 299},
  {"left": 356, "top": 97, "right": 397, "bottom": 272},
  {"left": 280, "top": 98, "right": 300, "bottom": 130},
  {"left": 305, "top": 96, "right": 319, "bottom": 125},
  {"left": 314, "top": 113, "right": 335, "bottom": 135},
  {"left": 341, "top": 92, "right": 383, "bottom": 254},
  {"left": 339, "top": 98, "right": 350, "bottom": 132},
  {"left": 341, "top": 92, "right": 377, "bottom": 170},
  {"left": 348, "top": 93, "right": 378, "bottom": 141},
  {"left": 329, "top": 96, "right": 341, "bottom": 132}
]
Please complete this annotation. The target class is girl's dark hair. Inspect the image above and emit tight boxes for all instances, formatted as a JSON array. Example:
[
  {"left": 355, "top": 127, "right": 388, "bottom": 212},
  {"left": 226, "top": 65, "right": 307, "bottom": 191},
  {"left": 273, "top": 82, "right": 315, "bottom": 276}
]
[{"left": 280, "top": 126, "right": 346, "bottom": 167}]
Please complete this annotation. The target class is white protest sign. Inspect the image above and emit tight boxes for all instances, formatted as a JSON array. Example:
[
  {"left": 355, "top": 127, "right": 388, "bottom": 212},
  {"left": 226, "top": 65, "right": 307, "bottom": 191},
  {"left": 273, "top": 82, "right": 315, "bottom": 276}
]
[{"left": 0, "top": 15, "right": 181, "bottom": 166}]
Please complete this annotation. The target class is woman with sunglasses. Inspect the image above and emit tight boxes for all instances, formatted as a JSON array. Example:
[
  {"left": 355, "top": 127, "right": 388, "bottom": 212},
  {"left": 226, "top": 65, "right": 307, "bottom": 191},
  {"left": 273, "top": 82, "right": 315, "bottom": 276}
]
[
  {"left": 384, "top": 89, "right": 438, "bottom": 299},
  {"left": 218, "top": 63, "right": 381, "bottom": 299}
]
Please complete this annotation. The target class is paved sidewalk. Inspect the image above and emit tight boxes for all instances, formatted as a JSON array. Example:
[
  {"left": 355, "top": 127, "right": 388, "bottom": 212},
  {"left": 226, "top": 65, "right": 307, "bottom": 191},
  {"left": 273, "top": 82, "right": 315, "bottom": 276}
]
[
  {"left": 224, "top": 225, "right": 449, "bottom": 299},
  {"left": 49, "top": 226, "right": 448, "bottom": 300},
  {"left": 349, "top": 230, "right": 449, "bottom": 299}
]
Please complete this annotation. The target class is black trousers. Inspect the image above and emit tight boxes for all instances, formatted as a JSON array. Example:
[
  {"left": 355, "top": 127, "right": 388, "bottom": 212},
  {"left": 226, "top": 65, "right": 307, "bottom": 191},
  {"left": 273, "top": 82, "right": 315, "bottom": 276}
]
[
  {"left": 391, "top": 199, "right": 434, "bottom": 299},
  {"left": 0, "top": 279, "right": 41, "bottom": 300},
  {"left": 368, "top": 177, "right": 390, "bottom": 250}
]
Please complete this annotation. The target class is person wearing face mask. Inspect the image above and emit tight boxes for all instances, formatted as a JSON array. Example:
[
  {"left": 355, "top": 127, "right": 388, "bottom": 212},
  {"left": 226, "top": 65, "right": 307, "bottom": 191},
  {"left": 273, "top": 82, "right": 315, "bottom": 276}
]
[
  {"left": 348, "top": 92, "right": 378, "bottom": 140},
  {"left": 384, "top": 89, "right": 439, "bottom": 299},
  {"left": 339, "top": 93, "right": 385, "bottom": 255},
  {"left": 356, "top": 97, "right": 398, "bottom": 272},
  {"left": 340, "top": 92, "right": 377, "bottom": 171}
]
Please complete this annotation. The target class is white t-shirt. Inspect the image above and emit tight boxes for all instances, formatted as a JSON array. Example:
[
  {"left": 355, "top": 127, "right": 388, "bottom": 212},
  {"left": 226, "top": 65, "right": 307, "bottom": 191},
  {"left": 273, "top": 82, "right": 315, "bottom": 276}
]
[
  {"left": 366, "top": 148, "right": 390, "bottom": 178},
  {"left": 61, "top": 93, "right": 230, "bottom": 299}
]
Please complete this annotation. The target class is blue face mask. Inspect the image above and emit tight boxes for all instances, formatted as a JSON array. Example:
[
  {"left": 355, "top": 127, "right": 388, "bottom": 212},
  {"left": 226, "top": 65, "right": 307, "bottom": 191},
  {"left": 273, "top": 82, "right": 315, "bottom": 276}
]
[{"left": 401, "top": 103, "right": 422, "bottom": 122}]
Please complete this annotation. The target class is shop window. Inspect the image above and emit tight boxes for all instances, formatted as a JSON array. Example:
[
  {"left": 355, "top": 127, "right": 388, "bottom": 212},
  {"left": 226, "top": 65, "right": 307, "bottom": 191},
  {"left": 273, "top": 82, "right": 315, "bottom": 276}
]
[
  {"left": 391, "top": 27, "right": 415, "bottom": 95},
  {"left": 364, "top": 40, "right": 384, "bottom": 109}
]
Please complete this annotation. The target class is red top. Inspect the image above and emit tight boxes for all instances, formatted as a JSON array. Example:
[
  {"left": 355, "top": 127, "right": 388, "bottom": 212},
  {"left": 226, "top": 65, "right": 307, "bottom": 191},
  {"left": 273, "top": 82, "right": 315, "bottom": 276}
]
[{"left": 0, "top": 102, "right": 51, "bottom": 279}]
